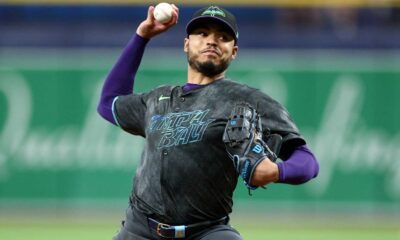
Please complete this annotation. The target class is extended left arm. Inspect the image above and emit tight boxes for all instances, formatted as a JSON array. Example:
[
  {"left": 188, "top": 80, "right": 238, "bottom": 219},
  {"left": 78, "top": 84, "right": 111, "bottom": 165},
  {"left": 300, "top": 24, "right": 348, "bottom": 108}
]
[{"left": 251, "top": 145, "right": 319, "bottom": 186}]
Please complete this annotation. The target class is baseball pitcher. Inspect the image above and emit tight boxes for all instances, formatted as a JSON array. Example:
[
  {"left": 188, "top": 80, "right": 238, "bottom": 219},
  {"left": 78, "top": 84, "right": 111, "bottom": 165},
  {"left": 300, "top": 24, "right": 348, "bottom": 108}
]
[{"left": 97, "top": 4, "right": 319, "bottom": 240}]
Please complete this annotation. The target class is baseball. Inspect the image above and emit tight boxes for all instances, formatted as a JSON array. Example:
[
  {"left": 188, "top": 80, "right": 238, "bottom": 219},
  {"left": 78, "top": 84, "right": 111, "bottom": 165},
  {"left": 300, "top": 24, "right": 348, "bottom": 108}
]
[{"left": 153, "top": 3, "right": 173, "bottom": 24}]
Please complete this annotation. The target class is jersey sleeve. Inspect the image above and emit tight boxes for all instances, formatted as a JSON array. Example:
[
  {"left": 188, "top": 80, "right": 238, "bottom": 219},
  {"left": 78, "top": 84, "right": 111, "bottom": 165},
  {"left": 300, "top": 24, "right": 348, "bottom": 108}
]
[
  {"left": 255, "top": 91, "right": 306, "bottom": 160},
  {"left": 113, "top": 93, "right": 148, "bottom": 137}
]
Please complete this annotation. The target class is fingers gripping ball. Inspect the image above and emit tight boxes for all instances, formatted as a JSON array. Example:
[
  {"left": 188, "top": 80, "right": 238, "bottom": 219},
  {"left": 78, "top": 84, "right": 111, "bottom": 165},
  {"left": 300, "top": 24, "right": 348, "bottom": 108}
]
[
  {"left": 223, "top": 102, "right": 278, "bottom": 191},
  {"left": 154, "top": 3, "right": 173, "bottom": 24}
]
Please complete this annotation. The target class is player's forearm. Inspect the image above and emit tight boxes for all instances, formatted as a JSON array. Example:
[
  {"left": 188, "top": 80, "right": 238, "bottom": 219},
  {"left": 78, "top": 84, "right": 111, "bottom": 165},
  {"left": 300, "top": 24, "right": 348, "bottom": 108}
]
[
  {"left": 97, "top": 33, "right": 149, "bottom": 124},
  {"left": 277, "top": 145, "right": 319, "bottom": 185},
  {"left": 252, "top": 145, "right": 319, "bottom": 186}
]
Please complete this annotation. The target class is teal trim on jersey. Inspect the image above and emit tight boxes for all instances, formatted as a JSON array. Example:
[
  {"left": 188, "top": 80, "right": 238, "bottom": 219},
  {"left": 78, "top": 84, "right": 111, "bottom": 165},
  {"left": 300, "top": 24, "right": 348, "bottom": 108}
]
[{"left": 111, "top": 96, "right": 121, "bottom": 127}]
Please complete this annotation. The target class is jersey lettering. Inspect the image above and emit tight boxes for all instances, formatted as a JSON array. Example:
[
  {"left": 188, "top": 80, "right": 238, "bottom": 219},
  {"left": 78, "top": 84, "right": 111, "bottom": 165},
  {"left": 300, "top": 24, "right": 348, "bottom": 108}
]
[{"left": 149, "top": 110, "right": 215, "bottom": 148}]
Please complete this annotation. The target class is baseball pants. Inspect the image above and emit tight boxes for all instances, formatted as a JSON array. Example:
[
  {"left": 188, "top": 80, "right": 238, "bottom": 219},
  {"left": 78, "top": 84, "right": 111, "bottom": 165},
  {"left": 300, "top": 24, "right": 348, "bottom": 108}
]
[{"left": 112, "top": 205, "right": 243, "bottom": 240}]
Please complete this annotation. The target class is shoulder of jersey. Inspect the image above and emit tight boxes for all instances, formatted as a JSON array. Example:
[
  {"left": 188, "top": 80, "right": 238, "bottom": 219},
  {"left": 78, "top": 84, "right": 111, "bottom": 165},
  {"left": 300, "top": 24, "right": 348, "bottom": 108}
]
[
  {"left": 146, "top": 85, "right": 177, "bottom": 103},
  {"left": 147, "top": 85, "right": 176, "bottom": 96},
  {"left": 219, "top": 79, "right": 260, "bottom": 93}
]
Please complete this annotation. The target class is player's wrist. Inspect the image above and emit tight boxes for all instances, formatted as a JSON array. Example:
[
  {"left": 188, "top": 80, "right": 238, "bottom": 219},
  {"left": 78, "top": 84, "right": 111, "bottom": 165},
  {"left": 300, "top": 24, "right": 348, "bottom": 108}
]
[
  {"left": 251, "top": 159, "right": 279, "bottom": 186},
  {"left": 136, "top": 25, "right": 153, "bottom": 39}
]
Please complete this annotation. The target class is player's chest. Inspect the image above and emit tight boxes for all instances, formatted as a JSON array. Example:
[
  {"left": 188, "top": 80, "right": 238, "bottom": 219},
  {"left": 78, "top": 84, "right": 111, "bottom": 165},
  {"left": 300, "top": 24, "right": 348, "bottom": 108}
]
[{"left": 145, "top": 90, "right": 231, "bottom": 149}]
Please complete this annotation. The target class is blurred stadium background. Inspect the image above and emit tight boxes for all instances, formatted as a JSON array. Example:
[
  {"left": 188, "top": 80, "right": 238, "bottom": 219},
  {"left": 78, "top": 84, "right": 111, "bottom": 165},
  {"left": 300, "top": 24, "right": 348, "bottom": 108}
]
[{"left": 0, "top": 0, "right": 399, "bottom": 239}]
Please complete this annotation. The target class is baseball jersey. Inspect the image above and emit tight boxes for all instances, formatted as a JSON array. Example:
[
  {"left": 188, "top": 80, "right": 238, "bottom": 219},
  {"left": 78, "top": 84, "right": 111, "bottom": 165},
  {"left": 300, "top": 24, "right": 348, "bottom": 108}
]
[{"left": 114, "top": 78, "right": 305, "bottom": 225}]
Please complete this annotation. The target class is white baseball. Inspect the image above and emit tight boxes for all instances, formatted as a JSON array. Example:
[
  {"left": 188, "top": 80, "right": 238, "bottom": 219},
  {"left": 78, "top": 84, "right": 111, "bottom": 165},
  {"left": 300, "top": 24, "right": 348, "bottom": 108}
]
[{"left": 153, "top": 3, "right": 173, "bottom": 24}]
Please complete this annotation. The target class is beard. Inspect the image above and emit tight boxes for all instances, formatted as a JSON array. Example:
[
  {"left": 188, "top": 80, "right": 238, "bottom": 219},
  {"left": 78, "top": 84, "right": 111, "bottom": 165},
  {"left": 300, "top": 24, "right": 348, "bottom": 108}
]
[{"left": 187, "top": 50, "right": 231, "bottom": 78}]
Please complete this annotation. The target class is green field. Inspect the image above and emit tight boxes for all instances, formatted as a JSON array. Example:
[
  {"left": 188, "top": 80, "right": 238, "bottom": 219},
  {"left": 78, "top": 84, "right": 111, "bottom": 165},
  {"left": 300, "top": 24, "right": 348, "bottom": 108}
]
[
  {"left": 1, "top": 211, "right": 398, "bottom": 240},
  {"left": 1, "top": 225, "right": 398, "bottom": 240}
]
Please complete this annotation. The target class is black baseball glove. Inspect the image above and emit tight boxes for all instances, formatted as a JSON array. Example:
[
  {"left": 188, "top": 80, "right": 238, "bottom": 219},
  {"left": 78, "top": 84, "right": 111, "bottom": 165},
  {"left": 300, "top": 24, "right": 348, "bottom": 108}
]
[{"left": 223, "top": 102, "right": 281, "bottom": 191}]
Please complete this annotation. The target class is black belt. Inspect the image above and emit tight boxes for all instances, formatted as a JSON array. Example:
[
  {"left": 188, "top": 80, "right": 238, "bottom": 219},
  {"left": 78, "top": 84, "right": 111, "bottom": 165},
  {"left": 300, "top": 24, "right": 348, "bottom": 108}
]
[{"left": 148, "top": 216, "right": 228, "bottom": 239}]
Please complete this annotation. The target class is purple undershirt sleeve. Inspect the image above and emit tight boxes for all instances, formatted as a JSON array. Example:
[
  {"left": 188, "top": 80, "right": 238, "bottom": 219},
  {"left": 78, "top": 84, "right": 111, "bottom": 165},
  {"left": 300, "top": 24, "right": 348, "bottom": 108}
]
[
  {"left": 277, "top": 145, "right": 319, "bottom": 185},
  {"left": 97, "top": 33, "right": 149, "bottom": 125}
]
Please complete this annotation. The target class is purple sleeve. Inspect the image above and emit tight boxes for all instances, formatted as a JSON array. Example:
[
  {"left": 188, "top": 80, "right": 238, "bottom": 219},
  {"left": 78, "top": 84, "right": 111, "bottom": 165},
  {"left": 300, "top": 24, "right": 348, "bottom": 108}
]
[
  {"left": 277, "top": 145, "right": 319, "bottom": 185},
  {"left": 97, "top": 33, "right": 149, "bottom": 125}
]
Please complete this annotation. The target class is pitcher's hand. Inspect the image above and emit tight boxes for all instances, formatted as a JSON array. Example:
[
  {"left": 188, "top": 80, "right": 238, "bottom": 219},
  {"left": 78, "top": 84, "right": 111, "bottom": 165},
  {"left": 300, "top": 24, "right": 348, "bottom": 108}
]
[{"left": 136, "top": 4, "right": 179, "bottom": 39}]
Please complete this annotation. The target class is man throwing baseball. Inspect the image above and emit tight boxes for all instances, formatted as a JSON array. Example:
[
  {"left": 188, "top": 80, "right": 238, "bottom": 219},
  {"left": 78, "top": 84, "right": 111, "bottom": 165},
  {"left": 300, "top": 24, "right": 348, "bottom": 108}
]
[{"left": 98, "top": 4, "right": 319, "bottom": 240}]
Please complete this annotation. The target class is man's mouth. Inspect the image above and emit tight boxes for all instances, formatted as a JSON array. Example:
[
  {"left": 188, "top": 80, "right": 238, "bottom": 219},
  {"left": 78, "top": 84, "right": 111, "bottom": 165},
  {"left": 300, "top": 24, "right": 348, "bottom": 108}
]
[{"left": 201, "top": 49, "right": 221, "bottom": 56}]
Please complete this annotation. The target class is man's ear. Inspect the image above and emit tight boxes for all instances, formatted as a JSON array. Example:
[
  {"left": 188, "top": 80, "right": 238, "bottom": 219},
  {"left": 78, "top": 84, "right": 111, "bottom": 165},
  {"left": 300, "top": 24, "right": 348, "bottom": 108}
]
[
  {"left": 231, "top": 46, "right": 239, "bottom": 60},
  {"left": 184, "top": 38, "right": 189, "bottom": 53}
]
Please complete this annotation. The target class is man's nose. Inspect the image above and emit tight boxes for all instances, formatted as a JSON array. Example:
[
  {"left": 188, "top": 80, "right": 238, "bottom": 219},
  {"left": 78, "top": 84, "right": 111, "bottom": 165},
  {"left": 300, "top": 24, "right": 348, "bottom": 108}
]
[{"left": 205, "top": 33, "right": 218, "bottom": 46}]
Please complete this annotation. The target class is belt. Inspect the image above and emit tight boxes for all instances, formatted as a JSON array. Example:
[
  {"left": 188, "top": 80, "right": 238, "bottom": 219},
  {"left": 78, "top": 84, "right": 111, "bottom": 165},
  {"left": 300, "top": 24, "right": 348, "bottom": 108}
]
[{"left": 147, "top": 216, "right": 228, "bottom": 239}]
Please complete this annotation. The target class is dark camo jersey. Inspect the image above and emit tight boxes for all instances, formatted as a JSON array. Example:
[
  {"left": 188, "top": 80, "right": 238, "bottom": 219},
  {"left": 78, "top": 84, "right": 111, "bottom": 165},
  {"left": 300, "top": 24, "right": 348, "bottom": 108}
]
[{"left": 114, "top": 78, "right": 305, "bottom": 225}]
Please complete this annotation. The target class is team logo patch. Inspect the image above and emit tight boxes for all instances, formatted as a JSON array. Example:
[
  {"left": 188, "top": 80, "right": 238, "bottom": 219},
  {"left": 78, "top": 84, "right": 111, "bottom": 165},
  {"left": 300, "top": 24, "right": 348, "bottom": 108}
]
[
  {"left": 252, "top": 144, "right": 263, "bottom": 154},
  {"left": 201, "top": 6, "right": 226, "bottom": 17},
  {"left": 149, "top": 109, "right": 215, "bottom": 148},
  {"left": 158, "top": 95, "right": 170, "bottom": 101}
]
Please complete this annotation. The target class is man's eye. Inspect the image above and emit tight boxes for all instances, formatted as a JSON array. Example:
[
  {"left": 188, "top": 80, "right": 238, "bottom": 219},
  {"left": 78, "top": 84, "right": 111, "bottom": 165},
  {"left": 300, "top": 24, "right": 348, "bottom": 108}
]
[
  {"left": 220, "top": 35, "right": 228, "bottom": 41},
  {"left": 220, "top": 34, "right": 232, "bottom": 42}
]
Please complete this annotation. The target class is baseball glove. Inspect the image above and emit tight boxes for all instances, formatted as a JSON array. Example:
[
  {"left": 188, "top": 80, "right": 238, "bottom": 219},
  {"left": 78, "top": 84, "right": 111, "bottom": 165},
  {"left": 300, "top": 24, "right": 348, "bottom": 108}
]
[{"left": 223, "top": 102, "right": 281, "bottom": 191}]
